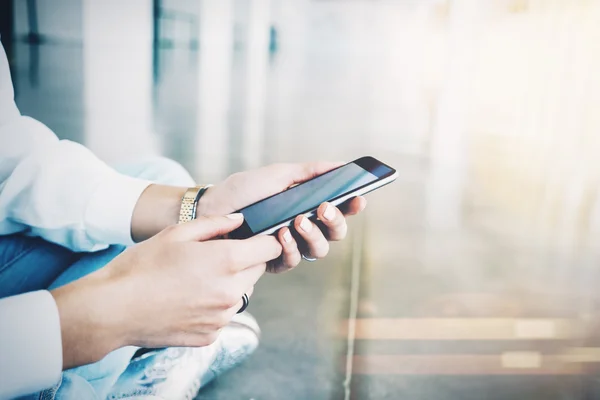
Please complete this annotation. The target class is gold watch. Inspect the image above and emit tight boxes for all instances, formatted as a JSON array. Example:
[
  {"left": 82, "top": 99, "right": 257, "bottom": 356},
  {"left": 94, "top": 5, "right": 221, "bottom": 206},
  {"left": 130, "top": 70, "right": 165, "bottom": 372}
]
[{"left": 178, "top": 185, "right": 212, "bottom": 224}]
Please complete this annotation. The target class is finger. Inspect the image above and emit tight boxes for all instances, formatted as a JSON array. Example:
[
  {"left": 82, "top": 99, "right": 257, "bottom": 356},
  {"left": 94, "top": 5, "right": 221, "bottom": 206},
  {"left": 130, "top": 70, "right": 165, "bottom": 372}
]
[
  {"left": 339, "top": 196, "right": 367, "bottom": 216},
  {"left": 224, "top": 236, "right": 282, "bottom": 270},
  {"left": 218, "top": 269, "right": 261, "bottom": 317},
  {"left": 230, "top": 284, "right": 255, "bottom": 315},
  {"left": 288, "top": 161, "right": 344, "bottom": 185},
  {"left": 233, "top": 264, "right": 266, "bottom": 292},
  {"left": 316, "top": 202, "right": 347, "bottom": 241},
  {"left": 230, "top": 285, "right": 255, "bottom": 310},
  {"left": 277, "top": 227, "right": 302, "bottom": 270},
  {"left": 231, "top": 299, "right": 246, "bottom": 315},
  {"left": 167, "top": 213, "right": 245, "bottom": 242},
  {"left": 294, "top": 215, "right": 329, "bottom": 259}
]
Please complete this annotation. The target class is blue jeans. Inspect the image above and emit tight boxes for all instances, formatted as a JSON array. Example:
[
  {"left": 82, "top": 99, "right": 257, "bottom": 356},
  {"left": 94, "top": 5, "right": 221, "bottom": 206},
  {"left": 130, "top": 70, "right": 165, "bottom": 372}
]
[{"left": 0, "top": 157, "right": 195, "bottom": 400}]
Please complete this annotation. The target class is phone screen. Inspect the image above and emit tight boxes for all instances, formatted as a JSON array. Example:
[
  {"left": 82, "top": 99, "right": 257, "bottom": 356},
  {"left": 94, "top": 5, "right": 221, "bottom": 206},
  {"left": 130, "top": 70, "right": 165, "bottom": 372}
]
[{"left": 239, "top": 161, "right": 391, "bottom": 234}]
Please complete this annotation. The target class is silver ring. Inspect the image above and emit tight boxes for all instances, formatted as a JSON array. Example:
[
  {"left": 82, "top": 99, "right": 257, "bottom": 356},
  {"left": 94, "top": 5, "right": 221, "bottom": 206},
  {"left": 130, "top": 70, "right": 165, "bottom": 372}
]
[
  {"left": 302, "top": 254, "right": 318, "bottom": 262},
  {"left": 237, "top": 293, "right": 249, "bottom": 314}
]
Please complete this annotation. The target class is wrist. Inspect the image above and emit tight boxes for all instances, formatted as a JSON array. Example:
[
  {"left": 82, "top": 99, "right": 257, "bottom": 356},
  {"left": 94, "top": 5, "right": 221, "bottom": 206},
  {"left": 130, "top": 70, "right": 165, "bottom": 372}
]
[
  {"left": 51, "top": 271, "right": 130, "bottom": 369},
  {"left": 131, "top": 184, "right": 187, "bottom": 241},
  {"left": 194, "top": 185, "right": 217, "bottom": 217}
]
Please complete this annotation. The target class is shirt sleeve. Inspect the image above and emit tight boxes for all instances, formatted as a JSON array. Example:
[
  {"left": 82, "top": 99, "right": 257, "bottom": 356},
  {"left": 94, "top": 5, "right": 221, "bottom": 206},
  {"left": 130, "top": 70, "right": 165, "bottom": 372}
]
[
  {"left": 0, "top": 43, "right": 151, "bottom": 251},
  {"left": 0, "top": 291, "right": 62, "bottom": 399}
]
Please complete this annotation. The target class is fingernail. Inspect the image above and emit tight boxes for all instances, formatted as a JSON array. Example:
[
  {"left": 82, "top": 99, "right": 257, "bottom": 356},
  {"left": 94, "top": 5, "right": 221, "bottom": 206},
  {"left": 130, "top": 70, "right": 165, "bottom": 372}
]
[
  {"left": 300, "top": 216, "right": 312, "bottom": 232},
  {"left": 226, "top": 213, "right": 244, "bottom": 220},
  {"left": 323, "top": 204, "right": 335, "bottom": 221},
  {"left": 283, "top": 230, "right": 293, "bottom": 243}
]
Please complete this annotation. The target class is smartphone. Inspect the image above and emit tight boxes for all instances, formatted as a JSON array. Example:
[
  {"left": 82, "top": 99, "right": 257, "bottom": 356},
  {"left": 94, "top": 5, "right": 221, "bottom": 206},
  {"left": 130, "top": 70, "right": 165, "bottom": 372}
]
[{"left": 229, "top": 156, "right": 397, "bottom": 239}]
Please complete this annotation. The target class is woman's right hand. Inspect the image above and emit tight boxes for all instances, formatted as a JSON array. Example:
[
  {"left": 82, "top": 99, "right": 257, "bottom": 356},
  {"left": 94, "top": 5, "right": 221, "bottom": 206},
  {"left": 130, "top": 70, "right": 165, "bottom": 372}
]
[{"left": 51, "top": 214, "right": 282, "bottom": 369}]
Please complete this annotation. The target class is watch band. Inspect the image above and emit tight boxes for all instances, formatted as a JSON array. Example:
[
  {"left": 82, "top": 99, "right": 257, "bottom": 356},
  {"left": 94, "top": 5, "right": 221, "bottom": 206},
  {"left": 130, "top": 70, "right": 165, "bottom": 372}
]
[{"left": 178, "top": 185, "right": 212, "bottom": 224}]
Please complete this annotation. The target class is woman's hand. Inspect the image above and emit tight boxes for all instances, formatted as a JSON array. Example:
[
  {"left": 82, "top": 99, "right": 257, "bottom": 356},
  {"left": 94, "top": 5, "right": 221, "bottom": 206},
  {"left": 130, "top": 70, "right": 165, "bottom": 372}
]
[
  {"left": 130, "top": 162, "right": 367, "bottom": 273},
  {"left": 52, "top": 214, "right": 281, "bottom": 369},
  {"left": 198, "top": 162, "right": 367, "bottom": 273}
]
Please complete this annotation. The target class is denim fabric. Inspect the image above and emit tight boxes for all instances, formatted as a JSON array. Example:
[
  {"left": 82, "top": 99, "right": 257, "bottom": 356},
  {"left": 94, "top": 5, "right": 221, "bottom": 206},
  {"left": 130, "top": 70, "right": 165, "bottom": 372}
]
[{"left": 0, "top": 235, "right": 79, "bottom": 298}]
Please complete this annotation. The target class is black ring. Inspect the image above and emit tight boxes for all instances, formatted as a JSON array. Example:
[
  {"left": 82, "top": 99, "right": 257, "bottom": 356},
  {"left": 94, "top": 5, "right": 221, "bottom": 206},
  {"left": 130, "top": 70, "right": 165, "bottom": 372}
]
[{"left": 237, "top": 293, "right": 249, "bottom": 314}]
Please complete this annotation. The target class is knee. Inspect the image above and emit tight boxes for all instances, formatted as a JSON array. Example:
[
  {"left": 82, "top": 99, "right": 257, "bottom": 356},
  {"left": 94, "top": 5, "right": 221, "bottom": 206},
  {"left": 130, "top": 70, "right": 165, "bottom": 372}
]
[{"left": 133, "top": 157, "right": 196, "bottom": 187}]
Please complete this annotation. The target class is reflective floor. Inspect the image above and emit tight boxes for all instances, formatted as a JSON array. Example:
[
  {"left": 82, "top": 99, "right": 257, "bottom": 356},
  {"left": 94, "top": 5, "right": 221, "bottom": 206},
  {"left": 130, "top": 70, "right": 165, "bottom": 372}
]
[{"left": 8, "top": 0, "right": 600, "bottom": 399}]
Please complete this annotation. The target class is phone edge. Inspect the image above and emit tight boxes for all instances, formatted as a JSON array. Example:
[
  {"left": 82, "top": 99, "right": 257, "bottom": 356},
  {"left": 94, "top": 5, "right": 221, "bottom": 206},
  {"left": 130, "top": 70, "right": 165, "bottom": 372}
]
[{"left": 257, "top": 171, "right": 399, "bottom": 236}]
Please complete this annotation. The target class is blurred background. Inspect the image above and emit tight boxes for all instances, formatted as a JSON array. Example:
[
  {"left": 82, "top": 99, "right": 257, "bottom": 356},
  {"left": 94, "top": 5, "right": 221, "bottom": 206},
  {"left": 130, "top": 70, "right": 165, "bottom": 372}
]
[{"left": 2, "top": 0, "right": 600, "bottom": 398}]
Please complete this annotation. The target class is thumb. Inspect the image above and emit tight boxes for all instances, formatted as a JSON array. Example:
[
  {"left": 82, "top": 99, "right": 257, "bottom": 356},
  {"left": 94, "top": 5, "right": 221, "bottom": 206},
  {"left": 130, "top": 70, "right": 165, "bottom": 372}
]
[
  {"left": 167, "top": 213, "right": 244, "bottom": 242},
  {"left": 288, "top": 161, "right": 344, "bottom": 185}
]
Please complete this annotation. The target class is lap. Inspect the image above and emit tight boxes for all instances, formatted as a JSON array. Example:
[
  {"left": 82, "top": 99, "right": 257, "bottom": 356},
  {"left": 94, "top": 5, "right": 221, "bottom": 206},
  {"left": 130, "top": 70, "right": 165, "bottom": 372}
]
[
  {"left": 0, "top": 235, "right": 79, "bottom": 298},
  {"left": 0, "top": 234, "right": 126, "bottom": 298}
]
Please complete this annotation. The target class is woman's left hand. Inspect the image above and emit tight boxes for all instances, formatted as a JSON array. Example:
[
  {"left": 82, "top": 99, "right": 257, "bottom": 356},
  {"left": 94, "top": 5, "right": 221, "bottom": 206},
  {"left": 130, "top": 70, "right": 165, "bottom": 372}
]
[{"left": 198, "top": 162, "right": 367, "bottom": 273}]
